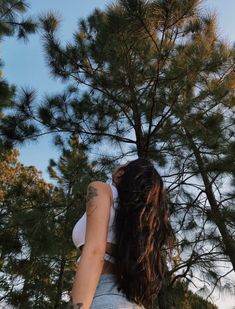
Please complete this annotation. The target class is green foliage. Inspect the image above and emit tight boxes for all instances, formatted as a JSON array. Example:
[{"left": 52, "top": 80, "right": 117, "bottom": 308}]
[
  {"left": 0, "top": 136, "right": 109, "bottom": 307},
  {"left": 0, "top": 0, "right": 37, "bottom": 149},
  {"left": 1, "top": 0, "right": 235, "bottom": 308},
  {"left": 172, "top": 280, "right": 218, "bottom": 309},
  {"left": 0, "top": 0, "right": 37, "bottom": 40}
]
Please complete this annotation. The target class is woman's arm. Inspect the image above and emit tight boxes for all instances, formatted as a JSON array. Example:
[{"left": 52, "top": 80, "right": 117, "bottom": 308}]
[{"left": 71, "top": 181, "right": 112, "bottom": 309}]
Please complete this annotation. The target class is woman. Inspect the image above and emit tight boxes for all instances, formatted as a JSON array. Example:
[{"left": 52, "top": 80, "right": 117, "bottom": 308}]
[{"left": 69, "top": 158, "right": 173, "bottom": 309}]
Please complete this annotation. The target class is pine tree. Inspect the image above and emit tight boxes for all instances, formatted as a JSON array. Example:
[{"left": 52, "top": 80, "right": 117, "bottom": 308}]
[
  {"left": 0, "top": 0, "right": 37, "bottom": 149},
  {"left": 172, "top": 280, "right": 218, "bottom": 309},
  {"left": 1, "top": 0, "right": 234, "bottom": 308},
  {"left": 0, "top": 138, "right": 107, "bottom": 308},
  {"left": 46, "top": 134, "right": 108, "bottom": 307},
  {"left": 0, "top": 148, "right": 55, "bottom": 307}
]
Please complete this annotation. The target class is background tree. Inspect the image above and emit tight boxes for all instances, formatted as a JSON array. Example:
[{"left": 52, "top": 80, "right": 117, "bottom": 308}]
[
  {"left": 1, "top": 0, "right": 234, "bottom": 308},
  {"left": 0, "top": 0, "right": 37, "bottom": 149},
  {"left": 46, "top": 134, "right": 108, "bottom": 307},
  {"left": 0, "top": 148, "right": 56, "bottom": 307},
  {"left": 0, "top": 136, "right": 108, "bottom": 308},
  {"left": 172, "top": 280, "right": 218, "bottom": 309}
]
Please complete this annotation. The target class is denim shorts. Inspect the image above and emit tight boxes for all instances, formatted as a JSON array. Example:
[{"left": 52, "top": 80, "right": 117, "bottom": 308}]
[{"left": 90, "top": 274, "right": 145, "bottom": 309}]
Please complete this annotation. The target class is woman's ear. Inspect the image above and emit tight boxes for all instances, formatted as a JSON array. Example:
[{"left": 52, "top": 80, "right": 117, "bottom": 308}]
[{"left": 119, "top": 169, "right": 125, "bottom": 176}]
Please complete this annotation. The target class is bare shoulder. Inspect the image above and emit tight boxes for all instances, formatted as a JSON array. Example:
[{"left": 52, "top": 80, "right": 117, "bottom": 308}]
[
  {"left": 87, "top": 181, "right": 112, "bottom": 198},
  {"left": 88, "top": 180, "right": 109, "bottom": 188},
  {"left": 83, "top": 181, "right": 113, "bottom": 252},
  {"left": 88, "top": 180, "right": 110, "bottom": 190},
  {"left": 85, "top": 181, "right": 112, "bottom": 216}
]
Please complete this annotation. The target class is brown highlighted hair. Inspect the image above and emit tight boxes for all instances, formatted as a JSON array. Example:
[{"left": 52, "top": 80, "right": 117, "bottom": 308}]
[{"left": 113, "top": 158, "right": 173, "bottom": 307}]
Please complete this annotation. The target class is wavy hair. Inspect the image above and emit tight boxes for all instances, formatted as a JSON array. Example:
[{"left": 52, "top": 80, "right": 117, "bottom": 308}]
[{"left": 113, "top": 158, "right": 173, "bottom": 308}]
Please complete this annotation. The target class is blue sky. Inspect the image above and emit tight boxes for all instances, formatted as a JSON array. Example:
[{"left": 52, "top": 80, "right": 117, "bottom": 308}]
[{"left": 2, "top": 1, "right": 235, "bottom": 308}]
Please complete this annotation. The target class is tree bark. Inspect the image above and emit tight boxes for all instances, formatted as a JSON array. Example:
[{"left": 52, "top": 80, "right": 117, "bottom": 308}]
[
  {"left": 54, "top": 256, "right": 66, "bottom": 308},
  {"left": 185, "top": 128, "right": 235, "bottom": 271}
]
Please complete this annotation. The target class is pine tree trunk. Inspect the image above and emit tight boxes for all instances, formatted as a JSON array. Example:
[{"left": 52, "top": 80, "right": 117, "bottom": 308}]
[
  {"left": 18, "top": 252, "right": 33, "bottom": 309},
  {"left": 185, "top": 129, "right": 235, "bottom": 271},
  {"left": 54, "top": 256, "right": 66, "bottom": 309},
  {"left": 18, "top": 280, "right": 29, "bottom": 309}
]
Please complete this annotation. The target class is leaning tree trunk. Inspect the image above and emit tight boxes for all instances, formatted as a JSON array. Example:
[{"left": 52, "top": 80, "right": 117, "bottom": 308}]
[{"left": 185, "top": 129, "right": 235, "bottom": 271}]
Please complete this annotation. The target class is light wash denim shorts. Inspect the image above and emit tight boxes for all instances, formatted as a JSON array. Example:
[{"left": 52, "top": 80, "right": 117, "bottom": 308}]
[{"left": 90, "top": 274, "right": 145, "bottom": 309}]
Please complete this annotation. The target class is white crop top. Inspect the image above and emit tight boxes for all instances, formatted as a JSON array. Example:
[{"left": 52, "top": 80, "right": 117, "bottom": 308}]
[{"left": 72, "top": 183, "right": 119, "bottom": 263}]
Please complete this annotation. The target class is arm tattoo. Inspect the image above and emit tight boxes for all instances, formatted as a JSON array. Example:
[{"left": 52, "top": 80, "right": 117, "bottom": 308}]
[
  {"left": 73, "top": 303, "right": 83, "bottom": 309},
  {"left": 67, "top": 302, "right": 83, "bottom": 308},
  {"left": 86, "top": 185, "right": 98, "bottom": 215}
]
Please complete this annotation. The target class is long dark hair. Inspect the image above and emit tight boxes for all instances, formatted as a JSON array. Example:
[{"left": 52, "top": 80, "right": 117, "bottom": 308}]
[{"left": 113, "top": 158, "right": 173, "bottom": 308}]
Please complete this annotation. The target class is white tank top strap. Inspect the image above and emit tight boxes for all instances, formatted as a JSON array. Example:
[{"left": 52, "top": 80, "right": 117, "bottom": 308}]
[{"left": 109, "top": 183, "right": 118, "bottom": 202}]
